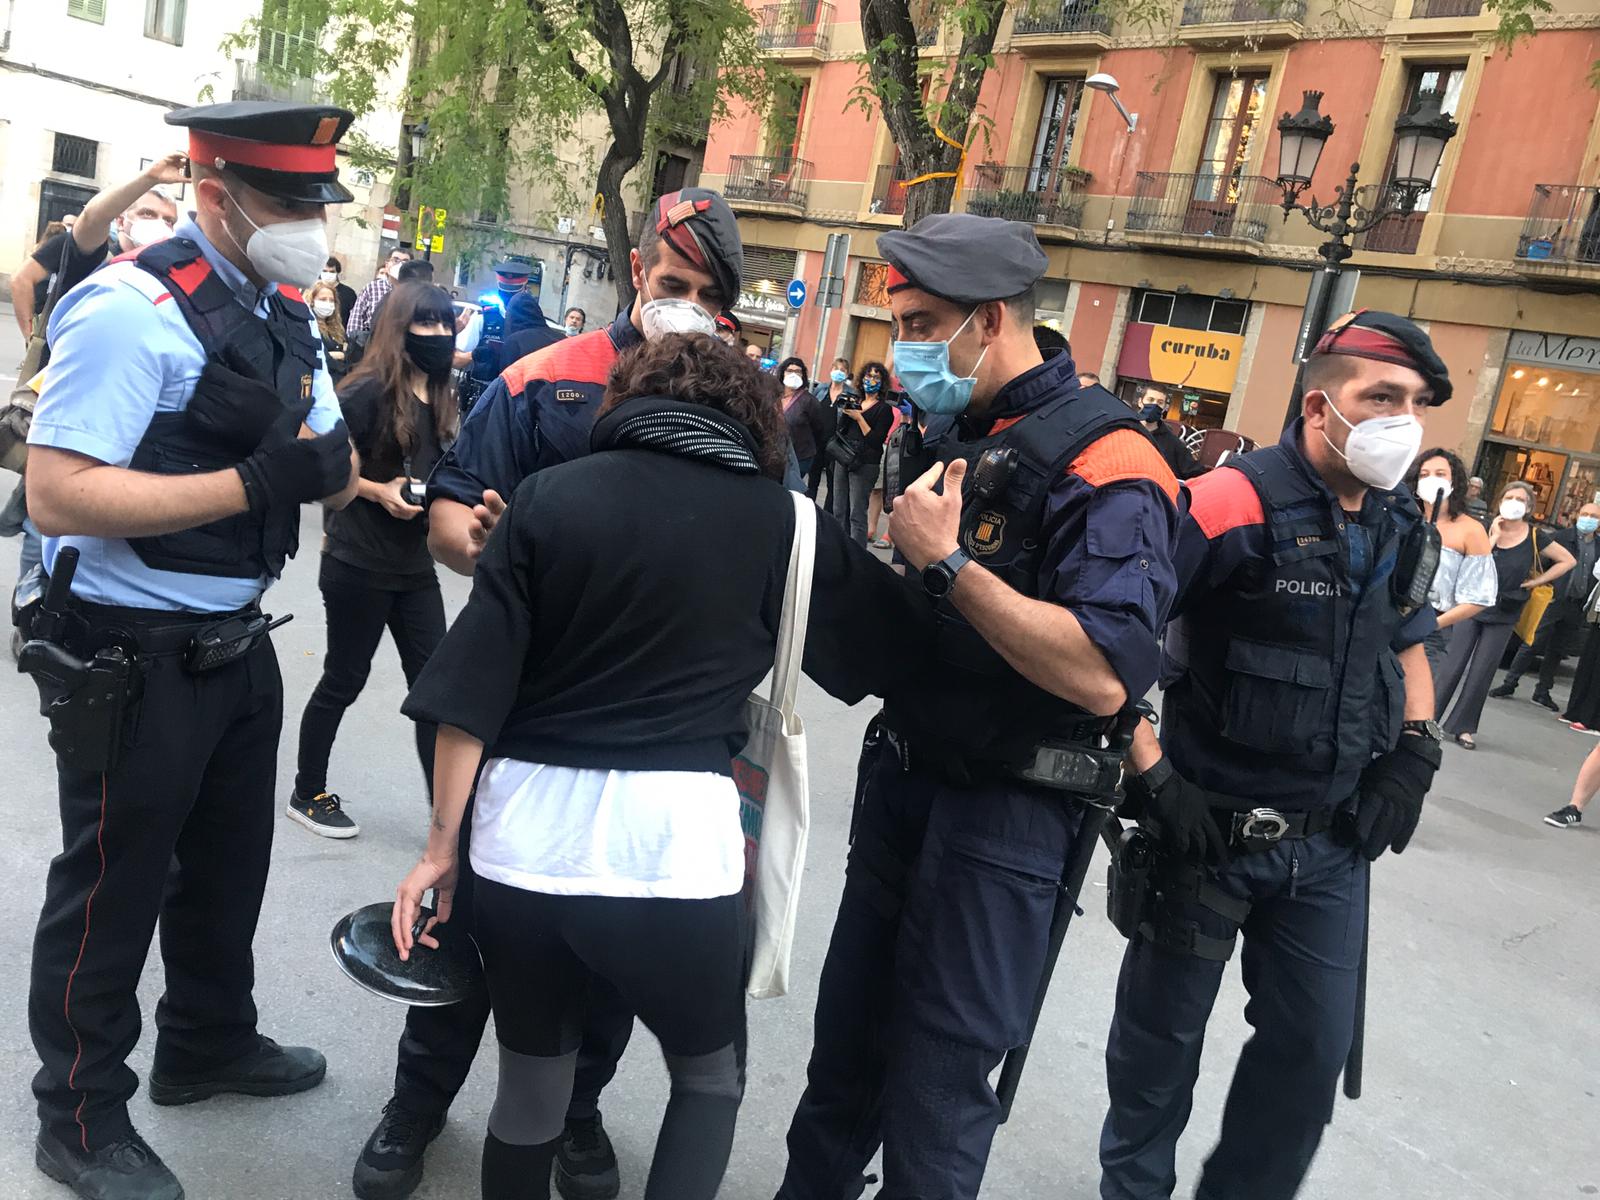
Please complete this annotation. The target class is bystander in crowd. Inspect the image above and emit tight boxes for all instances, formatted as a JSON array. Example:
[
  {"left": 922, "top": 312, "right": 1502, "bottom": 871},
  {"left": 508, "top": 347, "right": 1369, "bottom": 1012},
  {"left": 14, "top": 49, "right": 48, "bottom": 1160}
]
[
  {"left": 778, "top": 357, "right": 829, "bottom": 481},
  {"left": 1409, "top": 448, "right": 1496, "bottom": 671},
  {"left": 1491, "top": 501, "right": 1600, "bottom": 710},
  {"left": 828, "top": 363, "right": 895, "bottom": 546}
]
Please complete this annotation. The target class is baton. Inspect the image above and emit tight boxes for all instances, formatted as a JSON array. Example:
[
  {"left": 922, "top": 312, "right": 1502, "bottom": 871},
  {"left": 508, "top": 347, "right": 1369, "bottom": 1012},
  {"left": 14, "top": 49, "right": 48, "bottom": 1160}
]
[
  {"left": 995, "top": 707, "right": 1142, "bottom": 1123},
  {"left": 1342, "top": 860, "right": 1370, "bottom": 1100}
]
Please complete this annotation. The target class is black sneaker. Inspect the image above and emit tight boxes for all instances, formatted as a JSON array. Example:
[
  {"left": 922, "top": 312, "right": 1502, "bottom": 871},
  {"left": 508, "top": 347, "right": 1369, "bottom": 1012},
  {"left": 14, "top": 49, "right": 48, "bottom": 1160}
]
[
  {"left": 555, "top": 1114, "right": 621, "bottom": 1200},
  {"left": 1545, "top": 804, "right": 1583, "bottom": 828},
  {"left": 353, "top": 1098, "right": 446, "bottom": 1200},
  {"left": 1532, "top": 693, "right": 1561, "bottom": 712},
  {"left": 148, "top": 1036, "right": 326, "bottom": 1106},
  {"left": 1489, "top": 682, "right": 1517, "bottom": 699},
  {"left": 287, "top": 790, "right": 359, "bottom": 838},
  {"left": 35, "top": 1126, "right": 184, "bottom": 1200}
]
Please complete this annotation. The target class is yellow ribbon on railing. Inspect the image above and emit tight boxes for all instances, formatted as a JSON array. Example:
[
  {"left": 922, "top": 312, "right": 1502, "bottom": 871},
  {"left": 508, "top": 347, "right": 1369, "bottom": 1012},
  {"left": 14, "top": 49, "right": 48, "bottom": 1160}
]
[{"left": 901, "top": 122, "right": 970, "bottom": 196}]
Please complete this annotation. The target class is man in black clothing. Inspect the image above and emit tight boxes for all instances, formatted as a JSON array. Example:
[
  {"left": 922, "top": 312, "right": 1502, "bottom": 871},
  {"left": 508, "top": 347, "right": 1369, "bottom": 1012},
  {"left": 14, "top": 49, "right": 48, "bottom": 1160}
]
[
  {"left": 1493, "top": 500, "right": 1600, "bottom": 708},
  {"left": 1140, "top": 401, "right": 1203, "bottom": 480},
  {"left": 8, "top": 158, "right": 182, "bottom": 337},
  {"left": 323, "top": 256, "right": 360, "bottom": 324}
]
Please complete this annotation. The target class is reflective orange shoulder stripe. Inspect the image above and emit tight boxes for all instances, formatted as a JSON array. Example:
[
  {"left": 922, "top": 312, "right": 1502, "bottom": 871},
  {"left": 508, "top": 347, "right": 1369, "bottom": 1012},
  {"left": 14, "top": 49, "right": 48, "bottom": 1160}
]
[
  {"left": 1185, "top": 465, "right": 1266, "bottom": 538},
  {"left": 1068, "top": 428, "right": 1180, "bottom": 504}
]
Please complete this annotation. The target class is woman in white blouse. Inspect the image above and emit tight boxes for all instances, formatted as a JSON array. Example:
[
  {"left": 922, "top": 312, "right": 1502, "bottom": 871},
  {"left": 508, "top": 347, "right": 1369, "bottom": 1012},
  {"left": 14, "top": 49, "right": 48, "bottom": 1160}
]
[{"left": 1412, "top": 448, "right": 1497, "bottom": 671}]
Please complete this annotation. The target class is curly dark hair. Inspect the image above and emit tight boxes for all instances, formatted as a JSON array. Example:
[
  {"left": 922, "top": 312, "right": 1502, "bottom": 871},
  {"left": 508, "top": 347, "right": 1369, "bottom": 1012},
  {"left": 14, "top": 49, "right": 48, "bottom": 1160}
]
[
  {"left": 600, "top": 333, "right": 789, "bottom": 480},
  {"left": 1406, "top": 447, "right": 1468, "bottom": 520},
  {"left": 777, "top": 357, "right": 810, "bottom": 391}
]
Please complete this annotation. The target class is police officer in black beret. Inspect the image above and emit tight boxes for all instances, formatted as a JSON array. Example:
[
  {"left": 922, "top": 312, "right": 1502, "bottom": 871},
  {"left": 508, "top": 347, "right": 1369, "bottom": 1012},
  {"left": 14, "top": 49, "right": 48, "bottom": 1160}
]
[
  {"left": 776, "top": 214, "right": 1183, "bottom": 1199},
  {"left": 1099, "top": 310, "right": 1449, "bottom": 1200},
  {"left": 20, "top": 101, "right": 359, "bottom": 1200}
]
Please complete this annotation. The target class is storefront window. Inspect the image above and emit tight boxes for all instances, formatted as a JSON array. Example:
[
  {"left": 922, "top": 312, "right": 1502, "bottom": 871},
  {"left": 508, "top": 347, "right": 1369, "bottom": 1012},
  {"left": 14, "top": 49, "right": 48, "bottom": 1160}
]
[{"left": 1489, "top": 364, "right": 1600, "bottom": 454}]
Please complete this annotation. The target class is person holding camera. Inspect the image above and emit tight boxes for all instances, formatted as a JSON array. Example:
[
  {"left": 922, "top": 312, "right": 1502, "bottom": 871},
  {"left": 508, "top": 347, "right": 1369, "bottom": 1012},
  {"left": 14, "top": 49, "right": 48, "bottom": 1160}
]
[
  {"left": 288, "top": 282, "right": 461, "bottom": 838},
  {"left": 828, "top": 364, "right": 895, "bottom": 546}
]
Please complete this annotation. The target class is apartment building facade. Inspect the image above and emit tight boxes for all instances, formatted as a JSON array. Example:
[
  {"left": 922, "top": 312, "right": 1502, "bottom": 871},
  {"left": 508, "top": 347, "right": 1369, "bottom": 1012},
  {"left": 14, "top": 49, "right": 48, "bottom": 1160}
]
[{"left": 703, "top": 0, "right": 1600, "bottom": 524}]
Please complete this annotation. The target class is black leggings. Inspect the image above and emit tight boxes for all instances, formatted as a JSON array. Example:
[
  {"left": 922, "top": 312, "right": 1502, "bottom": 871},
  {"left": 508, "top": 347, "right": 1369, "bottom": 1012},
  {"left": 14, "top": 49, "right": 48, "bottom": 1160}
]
[
  {"left": 294, "top": 560, "right": 446, "bottom": 799},
  {"left": 473, "top": 880, "right": 746, "bottom": 1200}
]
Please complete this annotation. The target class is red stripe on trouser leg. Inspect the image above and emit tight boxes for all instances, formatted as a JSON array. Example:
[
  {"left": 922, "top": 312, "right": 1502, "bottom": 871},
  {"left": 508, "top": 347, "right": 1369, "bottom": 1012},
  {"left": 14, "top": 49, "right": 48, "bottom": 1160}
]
[{"left": 63, "top": 774, "right": 110, "bottom": 1152}]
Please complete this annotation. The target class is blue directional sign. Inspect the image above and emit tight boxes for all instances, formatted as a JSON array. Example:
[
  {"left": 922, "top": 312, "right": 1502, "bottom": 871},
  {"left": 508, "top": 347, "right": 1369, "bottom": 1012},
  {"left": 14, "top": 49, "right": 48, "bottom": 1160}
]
[{"left": 787, "top": 278, "right": 807, "bottom": 309}]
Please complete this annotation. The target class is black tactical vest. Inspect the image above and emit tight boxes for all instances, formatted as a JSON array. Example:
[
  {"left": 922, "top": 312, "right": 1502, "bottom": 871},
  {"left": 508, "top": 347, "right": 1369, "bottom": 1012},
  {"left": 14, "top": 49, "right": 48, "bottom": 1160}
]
[
  {"left": 1162, "top": 443, "right": 1417, "bottom": 806},
  {"left": 886, "top": 376, "right": 1146, "bottom": 766},
  {"left": 125, "top": 238, "right": 320, "bottom": 580}
]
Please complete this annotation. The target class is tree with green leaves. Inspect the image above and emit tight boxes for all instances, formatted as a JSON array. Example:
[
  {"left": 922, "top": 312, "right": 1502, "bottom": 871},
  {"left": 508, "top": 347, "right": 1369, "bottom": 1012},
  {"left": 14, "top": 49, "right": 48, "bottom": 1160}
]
[{"left": 226, "top": 0, "right": 780, "bottom": 307}]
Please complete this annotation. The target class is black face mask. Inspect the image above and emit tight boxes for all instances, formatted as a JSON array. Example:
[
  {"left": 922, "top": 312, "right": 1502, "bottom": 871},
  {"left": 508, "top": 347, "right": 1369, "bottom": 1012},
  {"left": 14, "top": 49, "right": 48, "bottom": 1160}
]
[{"left": 405, "top": 332, "right": 456, "bottom": 379}]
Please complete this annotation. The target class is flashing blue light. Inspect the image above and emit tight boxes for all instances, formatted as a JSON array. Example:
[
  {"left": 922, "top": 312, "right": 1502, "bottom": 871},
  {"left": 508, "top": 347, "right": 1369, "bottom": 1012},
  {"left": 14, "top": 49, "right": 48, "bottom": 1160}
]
[{"left": 478, "top": 292, "right": 505, "bottom": 310}]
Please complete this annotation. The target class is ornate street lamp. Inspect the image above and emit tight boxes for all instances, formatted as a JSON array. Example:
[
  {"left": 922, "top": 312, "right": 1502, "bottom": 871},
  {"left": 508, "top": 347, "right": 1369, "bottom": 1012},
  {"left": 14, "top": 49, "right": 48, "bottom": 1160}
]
[{"left": 1271, "top": 88, "right": 1457, "bottom": 426}]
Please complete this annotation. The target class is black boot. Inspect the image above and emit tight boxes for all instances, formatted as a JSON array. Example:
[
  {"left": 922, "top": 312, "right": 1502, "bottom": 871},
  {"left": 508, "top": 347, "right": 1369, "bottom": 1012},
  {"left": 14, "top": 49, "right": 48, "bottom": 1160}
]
[
  {"left": 353, "top": 1097, "right": 447, "bottom": 1200},
  {"left": 554, "top": 1113, "right": 621, "bottom": 1200},
  {"left": 1532, "top": 691, "right": 1561, "bottom": 712},
  {"left": 35, "top": 1126, "right": 184, "bottom": 1200},
  {"left": 148, "top": 1036, "right": 326, "bottom": 1106},
  {"left": 1489, "top": 678, "right": 1518, "bottom": 698}
]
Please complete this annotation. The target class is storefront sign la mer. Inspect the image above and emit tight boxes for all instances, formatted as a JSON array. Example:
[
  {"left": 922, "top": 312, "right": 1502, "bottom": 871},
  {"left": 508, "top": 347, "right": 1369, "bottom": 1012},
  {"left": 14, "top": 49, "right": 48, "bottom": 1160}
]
[
  {"left": 1506, "top": 330, "right": 1600, "bottom": 374},
  {"left": 1117, "top": 323, "right": 1246, "bottom": 395}
]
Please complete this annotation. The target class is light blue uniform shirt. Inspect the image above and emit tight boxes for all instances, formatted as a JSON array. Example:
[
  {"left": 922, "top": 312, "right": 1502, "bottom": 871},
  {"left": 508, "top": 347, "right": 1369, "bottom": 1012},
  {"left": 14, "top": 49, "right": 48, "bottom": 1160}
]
[{"left": 28, "top": 215, "right": 343, "bottom": 612}]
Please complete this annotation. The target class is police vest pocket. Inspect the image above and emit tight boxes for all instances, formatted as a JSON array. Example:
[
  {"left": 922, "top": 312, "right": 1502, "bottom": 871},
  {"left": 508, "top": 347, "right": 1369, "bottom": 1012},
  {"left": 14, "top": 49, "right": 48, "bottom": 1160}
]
[
  {"left": 132, "top": 440, "right": 254, "bottom": 572},
  {"left": 1374, "top": 651, "right": 1406, "bottom": 750},
  {"left": 906, "top": 836, "right": 1060, "bottom": 1050},
  {"left": 1220, "top": 637, "right": 1333, "bottom": 755}
]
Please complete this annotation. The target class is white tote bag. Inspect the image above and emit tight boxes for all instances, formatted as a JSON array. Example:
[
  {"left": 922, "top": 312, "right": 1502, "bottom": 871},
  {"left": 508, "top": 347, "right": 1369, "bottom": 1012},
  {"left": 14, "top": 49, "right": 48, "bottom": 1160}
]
[{"left": 736, "top": 490, "right": 816, "bottom": 1001}]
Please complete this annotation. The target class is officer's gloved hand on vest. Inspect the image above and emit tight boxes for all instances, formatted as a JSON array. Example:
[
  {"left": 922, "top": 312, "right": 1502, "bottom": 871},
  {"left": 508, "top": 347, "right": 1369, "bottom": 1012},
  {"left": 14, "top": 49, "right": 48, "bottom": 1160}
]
[
  {"left": 1122, "top": 764, "right": 1230, "bottom": 866},
  {"left": 1351, "top": 734, "right": 1440, "bottom": 861},
  {"left": 186, "top": 352, "right": 300, "bottom": 456},
  {"left": 235, "top": 420, "right": 353, "bottom": 514}
]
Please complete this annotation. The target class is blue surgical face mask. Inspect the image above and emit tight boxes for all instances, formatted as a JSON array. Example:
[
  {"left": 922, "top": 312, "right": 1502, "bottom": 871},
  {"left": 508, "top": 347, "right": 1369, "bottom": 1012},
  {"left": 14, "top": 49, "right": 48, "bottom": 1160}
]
[
  {"left": 892, "top": 309, "right": 988, "bottom": 416},
  {"left": 1579, "top": 516, "right": 1600, "bottom": 534},
  {"left": 830, "top": 369, "right": 848, "bottom": 384}
]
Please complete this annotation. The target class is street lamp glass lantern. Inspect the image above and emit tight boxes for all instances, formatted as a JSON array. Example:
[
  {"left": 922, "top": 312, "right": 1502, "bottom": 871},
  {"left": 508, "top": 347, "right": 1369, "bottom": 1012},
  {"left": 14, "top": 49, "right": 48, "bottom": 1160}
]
[
  {"left": 410, "top": 119, "right": 430, "bottom": 161},
  {"left": 1389, "top": 89, "right": 1458, "bottom": 201},
  {"left": 1275, "top": 90, "right": 1334, "bottom": 190}
]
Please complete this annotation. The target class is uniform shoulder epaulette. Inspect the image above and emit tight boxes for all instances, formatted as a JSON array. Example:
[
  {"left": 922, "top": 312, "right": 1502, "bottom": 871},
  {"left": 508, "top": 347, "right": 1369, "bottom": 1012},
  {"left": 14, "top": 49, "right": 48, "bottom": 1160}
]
[{"left": 1186, "top": 465, "right": 1266, "bottom": 538}]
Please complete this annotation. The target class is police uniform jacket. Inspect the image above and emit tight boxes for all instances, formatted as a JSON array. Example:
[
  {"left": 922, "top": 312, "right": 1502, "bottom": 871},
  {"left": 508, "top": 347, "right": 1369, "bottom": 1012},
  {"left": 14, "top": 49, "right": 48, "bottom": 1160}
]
[{"left": 1159, "top": 420, "right": 1437, "bottom": 811}]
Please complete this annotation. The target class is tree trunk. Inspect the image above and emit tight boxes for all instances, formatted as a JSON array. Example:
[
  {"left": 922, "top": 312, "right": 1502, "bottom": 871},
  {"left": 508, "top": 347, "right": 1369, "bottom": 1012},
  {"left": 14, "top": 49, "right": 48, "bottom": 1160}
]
[
  {"left": 597, "top": 140, "right": 640, "bottom": 310},
  {"left": 861, "top": 0, "right": 1007, "bottom": 225}
]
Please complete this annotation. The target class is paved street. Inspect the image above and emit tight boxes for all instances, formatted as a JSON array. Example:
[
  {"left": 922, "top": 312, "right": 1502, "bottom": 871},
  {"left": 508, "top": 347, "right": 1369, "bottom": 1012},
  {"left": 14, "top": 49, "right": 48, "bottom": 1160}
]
[{"left": 0, "top": 310, "right": 1597, "bottom": 1199}]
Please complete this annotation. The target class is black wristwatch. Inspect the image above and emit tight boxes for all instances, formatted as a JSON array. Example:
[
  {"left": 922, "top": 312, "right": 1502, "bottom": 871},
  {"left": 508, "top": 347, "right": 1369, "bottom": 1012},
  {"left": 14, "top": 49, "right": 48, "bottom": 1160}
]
[
  {"left": 922, "top": 547, "right": 972, "bottom": 599},
  {"left": 1401, "top": 719, "right": 1444, "bottom": 743}
]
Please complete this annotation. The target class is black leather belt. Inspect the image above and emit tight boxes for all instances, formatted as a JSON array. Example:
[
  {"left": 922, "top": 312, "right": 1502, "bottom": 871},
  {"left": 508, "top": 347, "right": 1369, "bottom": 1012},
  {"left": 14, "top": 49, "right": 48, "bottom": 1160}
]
[
  {"left": 1223, "top": 805, "right": 1336, "bottom": 852},
  {"left": 74, "top": 600, "right": 261, "bottom": 656}
]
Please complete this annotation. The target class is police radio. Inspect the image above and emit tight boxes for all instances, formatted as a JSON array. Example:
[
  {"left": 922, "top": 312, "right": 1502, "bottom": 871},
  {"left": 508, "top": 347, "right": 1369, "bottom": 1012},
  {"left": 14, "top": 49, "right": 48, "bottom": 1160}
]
[{"left": 1393, "top": 515, "right": 1442, "bottom": 616}]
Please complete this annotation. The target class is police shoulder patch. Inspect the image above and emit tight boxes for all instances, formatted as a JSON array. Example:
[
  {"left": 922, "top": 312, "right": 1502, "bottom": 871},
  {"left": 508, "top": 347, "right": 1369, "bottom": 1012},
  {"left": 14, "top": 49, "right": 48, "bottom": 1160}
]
[{"left": 964, "top": 510, "right": 1007, "bottom": 557}]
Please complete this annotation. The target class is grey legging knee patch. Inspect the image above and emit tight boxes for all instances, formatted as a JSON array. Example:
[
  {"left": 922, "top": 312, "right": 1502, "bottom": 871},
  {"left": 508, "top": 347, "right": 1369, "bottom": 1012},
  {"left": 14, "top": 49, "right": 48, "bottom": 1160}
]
[
  {"left": 663, "top": 1044, "right": 743, "bottom": 1101},
  {"left": 488, "top": 1045, "right": 578, "bottom": 1146}
]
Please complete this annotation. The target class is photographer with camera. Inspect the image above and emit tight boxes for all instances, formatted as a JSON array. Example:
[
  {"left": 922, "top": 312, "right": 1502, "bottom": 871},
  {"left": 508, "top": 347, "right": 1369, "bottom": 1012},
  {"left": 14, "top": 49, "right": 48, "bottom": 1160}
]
[
  {"left": 827, "top": 361, "right": 895, "bottom": 546},
  {"left": 288, "top": 282, "right": 461, "bottom": 838}
]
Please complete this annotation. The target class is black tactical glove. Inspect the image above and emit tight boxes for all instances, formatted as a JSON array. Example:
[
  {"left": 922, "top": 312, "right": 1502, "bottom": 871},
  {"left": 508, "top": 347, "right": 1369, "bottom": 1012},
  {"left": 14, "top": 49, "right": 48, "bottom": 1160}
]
[
  {"left": 185, "top": 352, "right": 300, "bottom": 455},
  {"left": 236, "top": 421, "right": 352, "bottom": 514},
  {"left": 1121, "top": 760, "right": 1229, "bottom": 866},
  {"left": 1352, "top": 733, "right": 1440, "bottom": 861}
]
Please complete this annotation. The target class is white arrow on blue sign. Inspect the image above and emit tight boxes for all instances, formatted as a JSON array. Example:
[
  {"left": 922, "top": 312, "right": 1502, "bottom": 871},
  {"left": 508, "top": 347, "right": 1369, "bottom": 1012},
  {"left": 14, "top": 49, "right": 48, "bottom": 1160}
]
[{"left": 786, "top": 279, "right": 807, "bottom": 309}]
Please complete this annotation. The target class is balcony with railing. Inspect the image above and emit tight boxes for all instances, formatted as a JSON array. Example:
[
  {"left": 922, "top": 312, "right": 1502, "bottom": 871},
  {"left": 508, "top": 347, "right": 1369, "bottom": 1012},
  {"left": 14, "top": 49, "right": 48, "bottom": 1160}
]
[
  {"left": 1124, "top": 171, "right": 1276, "bottom": 251},
  {"left": 233, "top": 59, "right": 323, "bottom": 105},
  {"left": 869, "top": 164, "right": 912, "bottom": 218},
  {"left": 1411, "top": 0, "right": 1483, "bottom": 15},
  {"left": 755, "top": 1, "right": 834, "bottom": 58},
  {"left": 1012, "top": 0, "right": 1114, "bottom": 47},
  {"left": 965, "top": 164, "right": 1090, "bottom": 233},
  {"left": 1515, "top": 184, "right": 1600, "bottom": 275},
  {"left": 724, "top": 155, "right": 812, "bottom": 213},
  {"left": 1177, "top": 0, "right": 1307, "bottom": 42}
]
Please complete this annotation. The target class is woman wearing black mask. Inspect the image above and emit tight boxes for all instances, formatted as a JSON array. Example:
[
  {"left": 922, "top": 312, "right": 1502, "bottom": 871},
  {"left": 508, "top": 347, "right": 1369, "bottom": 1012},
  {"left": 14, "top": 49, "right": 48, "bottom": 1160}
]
[{"left": 288, "top": 282, "right": 460, "bottom": 838}]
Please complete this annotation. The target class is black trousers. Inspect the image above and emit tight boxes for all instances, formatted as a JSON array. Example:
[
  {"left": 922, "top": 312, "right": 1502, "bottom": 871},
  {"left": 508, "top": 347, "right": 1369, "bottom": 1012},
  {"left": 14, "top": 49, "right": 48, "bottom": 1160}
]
[
  {"left": 1504, "top": 596, "right": 1589, "bottom": 697},
  {"left": 390, "top": 801, "right": 636, "bottom": 1124},
  {"left": 294, "top": 561, "right": 445, "bottom": 799},
  {"left": 29, "top": 631, "right": 283, "bottom": 1152}
]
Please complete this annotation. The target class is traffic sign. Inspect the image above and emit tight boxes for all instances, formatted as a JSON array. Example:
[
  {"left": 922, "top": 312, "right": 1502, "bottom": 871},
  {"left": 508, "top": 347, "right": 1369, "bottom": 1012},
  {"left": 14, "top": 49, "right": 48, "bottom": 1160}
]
[{"left": 787, "top": 278, "right": 807, "bottom": 309}]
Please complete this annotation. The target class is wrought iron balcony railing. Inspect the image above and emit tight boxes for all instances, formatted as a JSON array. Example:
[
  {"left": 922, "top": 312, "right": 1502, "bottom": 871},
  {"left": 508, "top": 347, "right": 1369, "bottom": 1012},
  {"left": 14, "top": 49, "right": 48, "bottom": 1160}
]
[
  {"left": 724, "top": 155, "right": 813, "bottom": 211},
  {"left": 1013, "top": 1, "right": 1113, "bottom": 37},
  {"left": 966, "top": 163, "right": 1090, "bottom": 229},
  {"left": 1516, "top": 184, "right": 1600, "bottom": 267},
  {"left": 755, "top": 1, "right": 834, "bottom": 53},
  {"left": 1180, "top": 0, "right": 1306, "bottom": 25},
  {"left": 1125, "top": 170, "right": 1276, "bottom": 245}
]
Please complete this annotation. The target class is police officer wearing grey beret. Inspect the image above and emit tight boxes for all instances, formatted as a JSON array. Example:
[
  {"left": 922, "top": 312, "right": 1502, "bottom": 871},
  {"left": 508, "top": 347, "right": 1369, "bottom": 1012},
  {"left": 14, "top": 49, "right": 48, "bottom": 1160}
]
[{"left": 775, "top": 213, "right": 1183, "bottom": 1199}]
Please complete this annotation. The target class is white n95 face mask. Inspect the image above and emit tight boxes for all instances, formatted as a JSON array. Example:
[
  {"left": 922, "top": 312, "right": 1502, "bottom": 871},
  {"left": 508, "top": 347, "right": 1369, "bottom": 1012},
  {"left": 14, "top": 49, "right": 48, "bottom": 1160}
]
[
  {"left": 1319, "top": 396, "right": 1423, "bottom": 492},
  {"left": 223, "top": 186, "right": 329, "bottom": 287},
  {"left": 1499, "top": 498, "right": 1528, "bottom": 522},
  {"left": 1415, "top": 476, "right": 1452, "bottom": 505},
  {"left": 639, "top": 281, "right": 715, "bottom": 340},
  {"left": 125, "top": 218, "right": 173, "bottom": 250}
]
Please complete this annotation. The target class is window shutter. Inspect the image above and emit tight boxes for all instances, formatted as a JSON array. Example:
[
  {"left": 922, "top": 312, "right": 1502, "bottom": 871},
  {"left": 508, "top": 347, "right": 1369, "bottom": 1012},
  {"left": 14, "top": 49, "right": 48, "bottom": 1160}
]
[{"left": 68, "top": 0, "right": 107, "bottom": 22}]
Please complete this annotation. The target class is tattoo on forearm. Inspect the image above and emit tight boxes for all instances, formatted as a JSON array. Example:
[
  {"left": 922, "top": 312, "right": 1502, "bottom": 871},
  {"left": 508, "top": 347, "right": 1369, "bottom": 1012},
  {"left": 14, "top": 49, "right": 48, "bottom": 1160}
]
[{"left": 431, "top": 813, "right": 446, "bottom": 833}]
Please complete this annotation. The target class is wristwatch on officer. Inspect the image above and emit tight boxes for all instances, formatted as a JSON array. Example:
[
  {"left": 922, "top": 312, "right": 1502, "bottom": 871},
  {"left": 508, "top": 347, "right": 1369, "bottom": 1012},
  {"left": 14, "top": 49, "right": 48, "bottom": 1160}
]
[
  {"left": 922, "top": 547, "right": 972, "bottom": 599},
  {"left": 1401, "top": 719, "right": 1444, "bottom": 743}
]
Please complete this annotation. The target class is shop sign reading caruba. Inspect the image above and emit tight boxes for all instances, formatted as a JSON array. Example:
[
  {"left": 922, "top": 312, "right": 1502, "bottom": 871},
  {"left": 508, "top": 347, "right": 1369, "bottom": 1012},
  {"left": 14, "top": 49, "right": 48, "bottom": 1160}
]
[{"left": 1117, "top": 322, "right": 1246, "bottom": 394}]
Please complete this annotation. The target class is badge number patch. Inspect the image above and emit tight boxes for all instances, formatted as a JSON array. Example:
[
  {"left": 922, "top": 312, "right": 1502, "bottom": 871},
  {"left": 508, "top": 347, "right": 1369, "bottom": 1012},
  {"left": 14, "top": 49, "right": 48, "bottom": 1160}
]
[
  {"left": 966, "top": 510, "right": 1006, "bottom": 557},
  {"left": 301, "top": 374, "right": 313, "bottom": 401},
  {"left": 555, "top": 387, "right": 584, "bottom": 404}
]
